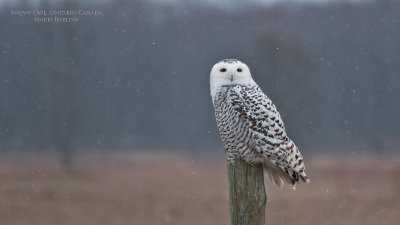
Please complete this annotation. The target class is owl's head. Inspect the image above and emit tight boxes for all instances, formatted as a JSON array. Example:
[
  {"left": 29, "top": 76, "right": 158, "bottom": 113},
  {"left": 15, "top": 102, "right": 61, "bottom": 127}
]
[{"left": 210, "top": 59, "right": 254, "bottom": 98}]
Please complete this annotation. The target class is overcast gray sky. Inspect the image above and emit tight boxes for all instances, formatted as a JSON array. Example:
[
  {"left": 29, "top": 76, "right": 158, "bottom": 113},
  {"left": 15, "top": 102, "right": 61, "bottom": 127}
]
[{"left": 0, "top": 0, "right": 372, "bottom": 8}]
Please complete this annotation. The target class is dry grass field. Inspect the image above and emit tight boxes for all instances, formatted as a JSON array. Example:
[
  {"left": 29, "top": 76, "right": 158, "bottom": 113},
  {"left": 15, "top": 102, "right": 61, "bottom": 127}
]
[{"left": 0, "top": 152, "right": 399, "bottom": 225}]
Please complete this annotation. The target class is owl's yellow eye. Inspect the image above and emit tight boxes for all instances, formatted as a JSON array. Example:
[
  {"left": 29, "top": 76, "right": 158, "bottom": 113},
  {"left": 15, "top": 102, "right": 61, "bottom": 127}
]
[
  {"left": 220, "top": 68, "right": 227, "bottom": 72},
  {"left": 237, "top": 68, "right": 242, "bottom": 72}
]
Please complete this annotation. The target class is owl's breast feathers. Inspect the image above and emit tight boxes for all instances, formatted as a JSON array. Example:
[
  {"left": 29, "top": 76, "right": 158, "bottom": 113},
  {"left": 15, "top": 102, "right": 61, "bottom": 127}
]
[{"left": 213, "top": 84, "right": 310, "bottom": 188}]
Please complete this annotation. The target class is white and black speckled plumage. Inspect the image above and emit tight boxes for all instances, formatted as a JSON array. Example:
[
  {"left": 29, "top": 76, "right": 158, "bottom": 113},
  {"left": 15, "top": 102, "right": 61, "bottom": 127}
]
[{"left": 210, "top": 59, "right": 310, "bottom": 189}]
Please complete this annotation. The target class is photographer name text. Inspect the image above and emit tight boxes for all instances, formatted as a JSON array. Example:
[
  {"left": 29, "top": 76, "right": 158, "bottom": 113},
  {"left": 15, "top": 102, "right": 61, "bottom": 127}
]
[{"left": 10, "top": 9, "right": 103, "bottom": 23}]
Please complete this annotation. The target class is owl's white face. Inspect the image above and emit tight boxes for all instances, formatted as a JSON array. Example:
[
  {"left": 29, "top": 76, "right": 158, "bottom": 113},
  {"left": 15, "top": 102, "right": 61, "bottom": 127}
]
[{"left": 210, "top": 59, "right": 254, "bottom": 100}]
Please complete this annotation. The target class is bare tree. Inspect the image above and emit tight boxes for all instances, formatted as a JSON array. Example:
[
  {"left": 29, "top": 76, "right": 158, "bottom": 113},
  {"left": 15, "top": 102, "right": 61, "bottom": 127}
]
[
  {"left": 40, "top": 0, "right": 79, "bottom": 167},
  {"left": 252, "top": 31, "right": 327, "bottom": 144}
]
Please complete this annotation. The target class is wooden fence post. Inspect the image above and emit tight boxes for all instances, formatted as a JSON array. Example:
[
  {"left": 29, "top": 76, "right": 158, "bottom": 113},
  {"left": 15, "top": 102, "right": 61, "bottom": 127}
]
[{"left": 228, "top": 157, "right": 266, "bottom": 225}]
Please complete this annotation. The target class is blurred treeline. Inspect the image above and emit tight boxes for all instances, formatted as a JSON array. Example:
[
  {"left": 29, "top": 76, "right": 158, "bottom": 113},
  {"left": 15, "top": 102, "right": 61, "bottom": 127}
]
[{"left": 0, "top": 0, "right": 399, "bottom": 161}]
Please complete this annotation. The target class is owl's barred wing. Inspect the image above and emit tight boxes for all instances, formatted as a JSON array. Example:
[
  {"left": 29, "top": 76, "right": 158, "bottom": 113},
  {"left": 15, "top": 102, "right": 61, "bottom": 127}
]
[{"left": 228, "top": 85, "right": 310, "bottom": 188}]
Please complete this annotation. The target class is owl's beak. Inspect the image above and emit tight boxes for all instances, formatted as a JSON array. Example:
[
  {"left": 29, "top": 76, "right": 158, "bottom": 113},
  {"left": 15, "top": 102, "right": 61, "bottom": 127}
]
[{"left": 230, "top": 75, "right": 234, "bottom": 82}]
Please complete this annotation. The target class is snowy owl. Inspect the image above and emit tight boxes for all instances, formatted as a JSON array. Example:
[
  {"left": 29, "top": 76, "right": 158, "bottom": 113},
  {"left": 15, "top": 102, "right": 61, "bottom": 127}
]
[{"left": 210, "top": 59, "right": 310, "bottom": 189}]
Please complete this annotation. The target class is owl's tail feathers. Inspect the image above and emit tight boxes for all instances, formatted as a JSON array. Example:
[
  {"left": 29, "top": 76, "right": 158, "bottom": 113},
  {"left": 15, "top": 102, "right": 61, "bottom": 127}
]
[
  {"left": 262, "top": 159, "right": 293, "bottom": 189},
  {"left": 263, "top": 159, "right": 310, "bottom": 190},
  {"left": 299, "top": 172, "right": 311, "bottom": 184}
]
